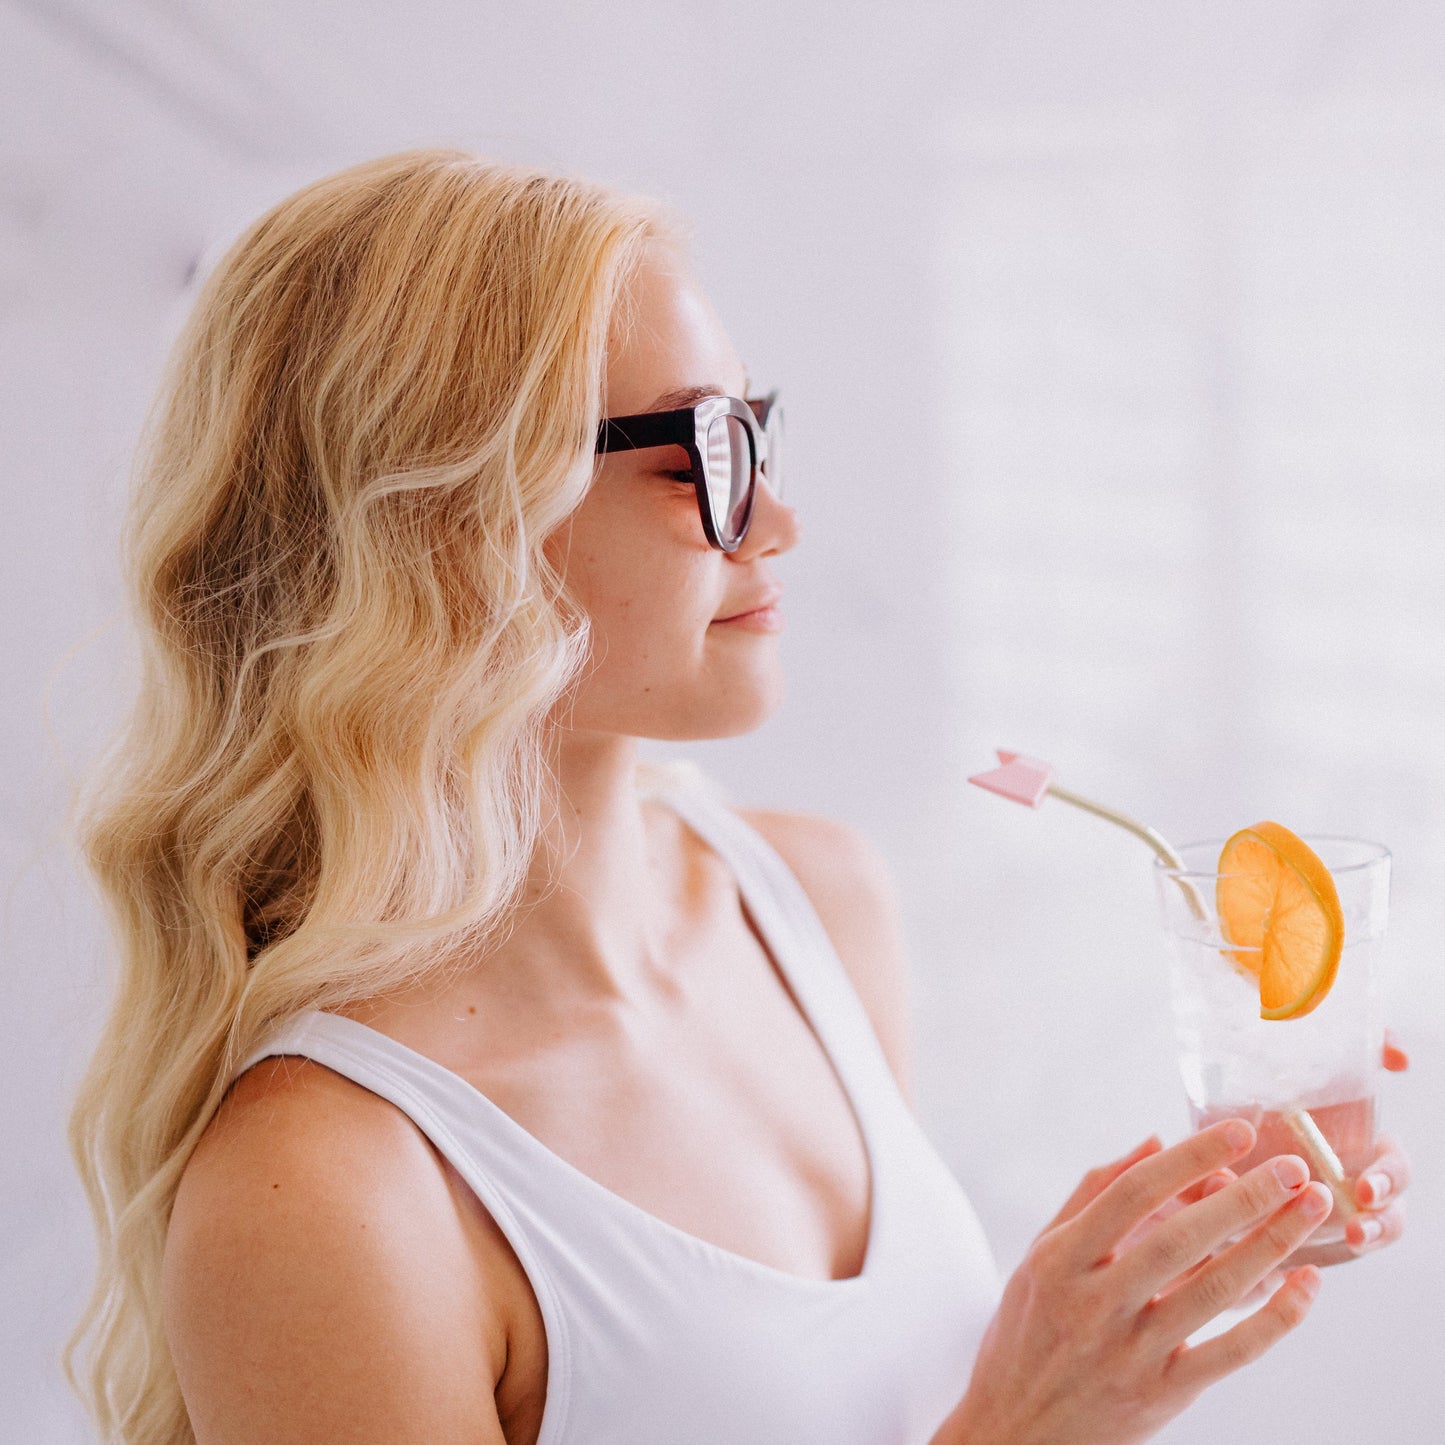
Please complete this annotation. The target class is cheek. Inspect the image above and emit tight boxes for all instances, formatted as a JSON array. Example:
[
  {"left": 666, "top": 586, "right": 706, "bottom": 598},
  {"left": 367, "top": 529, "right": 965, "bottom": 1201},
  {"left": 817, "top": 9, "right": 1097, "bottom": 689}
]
[
  {"left": 552, "top": 487, "right": 718, "bottom": 651},
  {"left": 604, "top": 579, "right": 708, "bottom": 647},
  {"left": 592, "top": 562, "right": 717, "bottom": 660}
]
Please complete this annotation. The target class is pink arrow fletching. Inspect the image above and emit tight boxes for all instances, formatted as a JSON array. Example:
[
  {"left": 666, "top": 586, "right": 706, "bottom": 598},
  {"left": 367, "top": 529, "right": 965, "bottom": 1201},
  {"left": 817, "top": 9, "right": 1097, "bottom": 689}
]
[{"left": 968, "top": 753, "right": 1056, "bottom": 809}]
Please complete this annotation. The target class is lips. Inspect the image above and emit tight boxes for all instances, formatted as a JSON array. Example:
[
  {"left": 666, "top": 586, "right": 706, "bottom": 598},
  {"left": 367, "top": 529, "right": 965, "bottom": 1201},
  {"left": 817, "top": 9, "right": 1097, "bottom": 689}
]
[{"left": 716, "top": 588, "right": 784, "bottom": 622}]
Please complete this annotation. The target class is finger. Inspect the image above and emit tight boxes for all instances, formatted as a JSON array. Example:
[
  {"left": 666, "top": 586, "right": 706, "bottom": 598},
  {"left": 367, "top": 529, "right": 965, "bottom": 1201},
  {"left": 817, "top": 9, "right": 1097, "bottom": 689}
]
[
  {"left": 1382, "top": 1029, "right": 1409, "bottom": 1072},
  {"left": 1345, "top": 1197, "right": 1406, "bottom": 1254},
  {"left": 1042, "top": 1134, "right": 1163, "bottom": 1233},
  {"left": 1125, "top": 1170, "right": 1234, "bottom": 1245},
  {"left": 1238, "top": 1268, "right": 1287, "bottom": 1309},
  {"left": 1119, "top": 1169, "right": 1237, "bottom": 1253},
  {"left": 1145, "top": 1168, "right": 1236, "bottom": 1228},
  {"left": 1143, "top": 1183, "right": 1332, "bottom": 1344},
  {"left": 1061, "top": 1120, "right": 1257, "bottom": 1269},
  {"left": 1112, "top": 1155, "right": 1316, "bottom": 1309},
  {"left": 1353, "top": 1134, "right": 1411, "bottom": 1209},
  {"left": 1195, "top": 1170, "right": 1236, "bottom": 1201},
  {"left": 1164, "top": 1267, "right": 1322, "bottom": 1397},
  {"left": 1150, "top": 1235, "right": 1273, "bottom": 1307}
]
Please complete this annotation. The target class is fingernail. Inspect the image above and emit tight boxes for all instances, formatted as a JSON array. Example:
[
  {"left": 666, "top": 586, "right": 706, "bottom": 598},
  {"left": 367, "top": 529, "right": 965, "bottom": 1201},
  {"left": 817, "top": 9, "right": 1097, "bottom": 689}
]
[
  {"left": 1223, "top": 1120, "right": 1253, "bottom": 1150},
  {"left": 1354, "top": 1216, "right": 1383, "bottom": 1246},
  {"left": 1200, "top": 1171, "right": 1234, "bottom": 1197},
  {"left": 1272, "top": 1156, "right": 1310, "bottom": 1190},
  {"left": 1300, "top": 1182, "right": 1332, "bottom": 1217},
  {"left": 1362, "top": 1172, "right": 1392, "bottom": 1205}
]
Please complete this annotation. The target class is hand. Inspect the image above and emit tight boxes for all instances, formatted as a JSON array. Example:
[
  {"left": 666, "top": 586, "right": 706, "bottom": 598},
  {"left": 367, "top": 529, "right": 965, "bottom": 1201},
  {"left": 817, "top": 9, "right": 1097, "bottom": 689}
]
[
  {"left": 1343, "top": 1131, "right": 1410, "bottom": 1254},
  {"left": 1345, "top": 1028, "right": 1411, "bottom": 1255},
  {"left": 941, "top": 1121, "right": 1331, "bottom": 1445}
]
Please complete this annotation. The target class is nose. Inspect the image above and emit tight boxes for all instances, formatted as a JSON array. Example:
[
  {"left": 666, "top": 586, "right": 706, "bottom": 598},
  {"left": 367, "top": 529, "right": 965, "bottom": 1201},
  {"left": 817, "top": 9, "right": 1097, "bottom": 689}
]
[{"left": 736, "top": 473, "right": 800, "bottom": 558}]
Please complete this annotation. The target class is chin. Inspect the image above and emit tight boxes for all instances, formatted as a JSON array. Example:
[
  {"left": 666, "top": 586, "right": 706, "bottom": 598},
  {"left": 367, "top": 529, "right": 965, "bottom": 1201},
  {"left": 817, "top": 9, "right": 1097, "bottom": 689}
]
[{"left": 646, "top": 679, "right": 785, "bottom": 742}]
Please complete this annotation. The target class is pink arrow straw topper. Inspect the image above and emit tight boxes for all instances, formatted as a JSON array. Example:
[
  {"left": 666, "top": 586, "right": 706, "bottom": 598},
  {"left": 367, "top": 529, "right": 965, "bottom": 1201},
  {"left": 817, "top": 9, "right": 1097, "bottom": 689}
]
[{"left": 966, "top": 747, "right": 1355, "bottom": 1214}]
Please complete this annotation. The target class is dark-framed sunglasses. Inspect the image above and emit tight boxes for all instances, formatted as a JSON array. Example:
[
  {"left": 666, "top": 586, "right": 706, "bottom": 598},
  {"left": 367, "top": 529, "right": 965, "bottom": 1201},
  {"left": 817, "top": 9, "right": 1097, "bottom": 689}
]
[{"left": 595, "top": 390, "right": 784, "bottom": 553}]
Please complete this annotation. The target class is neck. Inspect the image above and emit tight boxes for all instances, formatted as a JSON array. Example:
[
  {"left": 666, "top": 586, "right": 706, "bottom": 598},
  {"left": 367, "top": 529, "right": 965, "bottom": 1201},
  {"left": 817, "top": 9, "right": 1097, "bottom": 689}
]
[{"left": 496, "top": 730, "right": 684, "bottom": 1002}]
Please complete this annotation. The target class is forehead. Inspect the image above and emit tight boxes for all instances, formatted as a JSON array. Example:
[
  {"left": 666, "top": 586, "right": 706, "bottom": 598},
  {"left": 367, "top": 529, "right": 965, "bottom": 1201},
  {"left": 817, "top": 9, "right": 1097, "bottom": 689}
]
[{"left": 604, "top": 241, "right": 747, "bottom": 415}]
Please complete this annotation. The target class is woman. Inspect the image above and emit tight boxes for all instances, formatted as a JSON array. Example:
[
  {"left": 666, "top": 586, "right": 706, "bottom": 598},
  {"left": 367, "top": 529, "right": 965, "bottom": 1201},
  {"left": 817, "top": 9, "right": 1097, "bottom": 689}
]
[{"left": 68, "top": 148, "right": 1409, "bottom": 1444}]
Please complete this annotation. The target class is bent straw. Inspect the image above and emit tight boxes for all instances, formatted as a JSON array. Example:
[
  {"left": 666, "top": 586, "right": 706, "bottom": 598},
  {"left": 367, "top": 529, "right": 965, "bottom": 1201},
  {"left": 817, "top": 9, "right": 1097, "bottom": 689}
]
[
  {"left": 968, "top": 750, "right": 1355, "bottom": 1218},
  {"left": 969, "top": 751, "right": 1210, "bottom": 919},
  {"left": 1284, "top": 1108, "right": 1356, "bottom": 1220}
]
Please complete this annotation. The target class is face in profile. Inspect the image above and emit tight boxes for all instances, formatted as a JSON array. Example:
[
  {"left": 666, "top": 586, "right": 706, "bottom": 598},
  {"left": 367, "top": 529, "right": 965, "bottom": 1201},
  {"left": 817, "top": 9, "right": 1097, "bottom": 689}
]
[{"left": 546, "top": 240, "right": 801, "bottom": 744}]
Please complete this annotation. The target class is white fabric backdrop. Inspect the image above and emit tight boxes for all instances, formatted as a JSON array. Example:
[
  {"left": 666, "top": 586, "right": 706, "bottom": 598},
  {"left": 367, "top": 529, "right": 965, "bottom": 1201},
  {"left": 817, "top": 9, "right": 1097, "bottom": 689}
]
[{"left": 3, "top": 2, "right": 1440, "bottom": 1439}]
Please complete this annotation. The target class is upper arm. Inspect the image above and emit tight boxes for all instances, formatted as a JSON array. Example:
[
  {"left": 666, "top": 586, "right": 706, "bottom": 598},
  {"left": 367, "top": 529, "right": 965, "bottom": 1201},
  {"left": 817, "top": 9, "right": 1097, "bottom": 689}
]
[
  {"left": 164, "top": 1059, "right": 508, "bottom": 1444},
  {"left": 735, "top": 807, "right": 916, "bottom": 1106}
]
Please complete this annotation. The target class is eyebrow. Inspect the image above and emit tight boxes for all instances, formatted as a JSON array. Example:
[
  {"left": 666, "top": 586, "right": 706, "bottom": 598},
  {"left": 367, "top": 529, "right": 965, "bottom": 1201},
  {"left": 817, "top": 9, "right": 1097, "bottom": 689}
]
[{"left": 643, "top": 371, "right": 751, "bottom": 414}]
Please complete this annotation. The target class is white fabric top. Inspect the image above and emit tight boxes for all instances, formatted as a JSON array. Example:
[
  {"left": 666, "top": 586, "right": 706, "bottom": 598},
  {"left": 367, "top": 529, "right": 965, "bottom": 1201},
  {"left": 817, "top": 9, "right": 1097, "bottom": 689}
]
[{"left": 237, "top": 784, "right": 1001, "bottom": 1444}]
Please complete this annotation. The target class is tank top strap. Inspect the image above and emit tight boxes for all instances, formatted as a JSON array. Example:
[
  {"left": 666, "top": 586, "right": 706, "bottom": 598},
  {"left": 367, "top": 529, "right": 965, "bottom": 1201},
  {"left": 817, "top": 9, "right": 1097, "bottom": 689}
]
[
  {"left": 658, "top": 785, "right": 903, "bottom": 1112},
  {"left": 233, "top": 1009, "right": 599, "bottom": 1231}
]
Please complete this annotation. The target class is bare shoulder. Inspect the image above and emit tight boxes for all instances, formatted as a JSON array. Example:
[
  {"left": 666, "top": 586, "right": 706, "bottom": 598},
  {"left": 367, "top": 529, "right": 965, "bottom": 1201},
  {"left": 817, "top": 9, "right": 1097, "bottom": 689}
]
[
  {"left": 732, "top": 806, "right": 915, "bottom": 1103},
  {"left": 165, "top": 1054, "right": 510, "bottom": 1443}
]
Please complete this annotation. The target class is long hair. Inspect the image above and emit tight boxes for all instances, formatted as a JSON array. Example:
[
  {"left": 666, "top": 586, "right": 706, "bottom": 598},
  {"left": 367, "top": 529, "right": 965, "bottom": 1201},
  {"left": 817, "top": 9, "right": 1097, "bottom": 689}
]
[{"left": 65, "top": 147, "right": 687, "bottom": 1443}]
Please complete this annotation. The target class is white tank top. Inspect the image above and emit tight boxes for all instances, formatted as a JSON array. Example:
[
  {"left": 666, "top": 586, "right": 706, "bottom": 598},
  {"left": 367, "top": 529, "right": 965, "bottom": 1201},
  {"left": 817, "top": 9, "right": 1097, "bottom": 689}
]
[{"left": 237, "top": 784, "right": 1001, "bottom": 1444}]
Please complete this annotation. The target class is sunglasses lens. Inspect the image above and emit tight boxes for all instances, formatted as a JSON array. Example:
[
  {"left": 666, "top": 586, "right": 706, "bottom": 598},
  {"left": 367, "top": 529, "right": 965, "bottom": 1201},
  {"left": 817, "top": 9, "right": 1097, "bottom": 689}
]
[{"left": 705, "top": 413, "right": 753, "bottom": 547}]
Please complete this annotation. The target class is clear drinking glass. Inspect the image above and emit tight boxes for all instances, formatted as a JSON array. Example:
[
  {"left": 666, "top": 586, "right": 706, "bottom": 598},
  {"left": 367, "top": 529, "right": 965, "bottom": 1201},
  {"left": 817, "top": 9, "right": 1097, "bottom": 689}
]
[{"left": 1154, "top": 837, "right": 1391, "bottom": 1267}]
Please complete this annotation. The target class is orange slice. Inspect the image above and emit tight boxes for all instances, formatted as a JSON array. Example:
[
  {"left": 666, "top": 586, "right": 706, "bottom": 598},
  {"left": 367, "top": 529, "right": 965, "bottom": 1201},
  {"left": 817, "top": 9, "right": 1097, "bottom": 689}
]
[{"left": 1216, "top": 822, "right": 1344, "bottom": 1021}]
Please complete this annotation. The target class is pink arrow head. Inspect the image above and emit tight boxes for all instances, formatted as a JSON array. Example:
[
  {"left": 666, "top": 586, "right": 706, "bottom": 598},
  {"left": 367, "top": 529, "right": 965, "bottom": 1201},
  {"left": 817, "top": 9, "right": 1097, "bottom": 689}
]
[
  {"left": 968, "top": 750, "right": 1056, "bottom": 809},
  {"left": 995, "top": 749, "right": 1054, "bottom": 770}
]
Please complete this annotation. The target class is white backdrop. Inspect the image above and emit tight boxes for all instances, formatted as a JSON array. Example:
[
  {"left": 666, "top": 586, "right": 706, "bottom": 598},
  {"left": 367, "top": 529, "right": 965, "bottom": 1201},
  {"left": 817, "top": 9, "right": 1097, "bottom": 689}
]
[{"left": 3, "top": 2, "right": 1441, "bottom": 1440}]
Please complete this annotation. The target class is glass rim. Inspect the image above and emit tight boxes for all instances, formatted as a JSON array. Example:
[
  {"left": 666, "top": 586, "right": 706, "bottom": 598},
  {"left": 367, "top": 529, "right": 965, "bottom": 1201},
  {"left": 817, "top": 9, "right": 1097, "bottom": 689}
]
[{"left": 1152, "top": 834, "right": 1392, "bottom": 880}]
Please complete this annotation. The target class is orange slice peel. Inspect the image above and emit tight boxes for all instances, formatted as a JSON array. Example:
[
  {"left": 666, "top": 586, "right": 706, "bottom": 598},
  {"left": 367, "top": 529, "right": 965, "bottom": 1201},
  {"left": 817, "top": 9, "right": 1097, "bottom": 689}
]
[{"left": 1216, "top": 822, "right": 1344, "bottom": 1020}]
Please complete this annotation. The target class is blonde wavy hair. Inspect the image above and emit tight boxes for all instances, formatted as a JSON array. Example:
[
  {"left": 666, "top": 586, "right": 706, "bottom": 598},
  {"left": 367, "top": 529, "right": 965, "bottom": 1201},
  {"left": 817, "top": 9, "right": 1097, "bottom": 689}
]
[{"left": 65, "top": 146, "right": 711, "bottom": 1443}]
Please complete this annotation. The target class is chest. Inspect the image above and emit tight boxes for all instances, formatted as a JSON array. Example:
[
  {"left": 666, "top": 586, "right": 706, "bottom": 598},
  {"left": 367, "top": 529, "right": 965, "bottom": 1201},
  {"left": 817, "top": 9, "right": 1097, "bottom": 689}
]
[{"left": 459, "top": 897, "right": 875, "bottom": 1285}]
